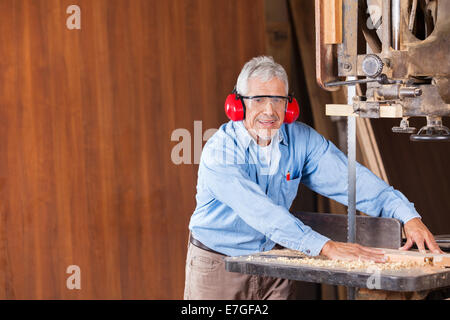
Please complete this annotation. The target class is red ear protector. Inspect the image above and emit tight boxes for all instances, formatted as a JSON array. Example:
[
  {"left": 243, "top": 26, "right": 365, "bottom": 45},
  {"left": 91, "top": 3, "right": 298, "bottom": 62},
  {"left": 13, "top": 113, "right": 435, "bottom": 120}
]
[{"left": 224, "top": 88, "right": 299, "bottom": 123}]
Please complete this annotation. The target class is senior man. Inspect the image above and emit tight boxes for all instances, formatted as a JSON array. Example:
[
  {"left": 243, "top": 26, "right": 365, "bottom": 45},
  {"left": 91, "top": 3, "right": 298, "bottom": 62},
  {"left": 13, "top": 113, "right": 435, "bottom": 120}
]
[{"left": 184, "top": 56, "right": 442, "bottom": 300}]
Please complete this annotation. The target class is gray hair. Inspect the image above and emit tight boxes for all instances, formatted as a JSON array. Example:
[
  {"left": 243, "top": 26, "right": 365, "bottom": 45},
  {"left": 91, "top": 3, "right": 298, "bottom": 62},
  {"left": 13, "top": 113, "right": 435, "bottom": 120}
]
[{"left": 236, "top": 56, "right": 288, "bottom": 96}]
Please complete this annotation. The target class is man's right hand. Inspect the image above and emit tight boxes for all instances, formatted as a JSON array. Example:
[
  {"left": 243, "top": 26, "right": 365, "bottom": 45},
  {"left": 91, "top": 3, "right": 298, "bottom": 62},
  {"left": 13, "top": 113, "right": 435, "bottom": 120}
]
[{"left": 320, "top": 240, "right": 387, "bottom": 263}]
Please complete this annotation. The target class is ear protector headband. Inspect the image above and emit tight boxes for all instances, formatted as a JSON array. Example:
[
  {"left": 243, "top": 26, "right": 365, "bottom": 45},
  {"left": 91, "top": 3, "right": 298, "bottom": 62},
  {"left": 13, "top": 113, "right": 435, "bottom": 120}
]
[{"left": 224, "top": 88, "right": 299, "bottom": 124}]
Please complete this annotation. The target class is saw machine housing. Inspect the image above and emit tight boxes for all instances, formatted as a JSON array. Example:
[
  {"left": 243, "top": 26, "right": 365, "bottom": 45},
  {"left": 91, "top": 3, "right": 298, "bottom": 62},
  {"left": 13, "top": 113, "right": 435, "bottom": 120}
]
[{"left": 316, "top": 0, "right": 450, "bottom": 141}]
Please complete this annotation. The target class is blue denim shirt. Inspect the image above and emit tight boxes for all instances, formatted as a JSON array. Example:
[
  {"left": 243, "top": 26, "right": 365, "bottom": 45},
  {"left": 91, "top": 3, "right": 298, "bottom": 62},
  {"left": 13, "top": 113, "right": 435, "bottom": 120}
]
[{"left": 188, "top": 120, "right": 421, "bottom": 257}]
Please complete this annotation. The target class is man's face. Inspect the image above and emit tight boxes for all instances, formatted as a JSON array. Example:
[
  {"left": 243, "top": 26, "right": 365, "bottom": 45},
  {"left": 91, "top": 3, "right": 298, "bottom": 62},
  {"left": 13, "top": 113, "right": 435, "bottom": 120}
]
[{"left": 242, "top": 77, "right": 286, "bottom": 145}]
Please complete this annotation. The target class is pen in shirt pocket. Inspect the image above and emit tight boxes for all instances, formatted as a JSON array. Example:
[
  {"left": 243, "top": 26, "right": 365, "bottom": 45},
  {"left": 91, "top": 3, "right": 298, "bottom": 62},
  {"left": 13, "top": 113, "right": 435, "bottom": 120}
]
[{"left": 286, "top": 171, "right": 290, "bottom": 181}]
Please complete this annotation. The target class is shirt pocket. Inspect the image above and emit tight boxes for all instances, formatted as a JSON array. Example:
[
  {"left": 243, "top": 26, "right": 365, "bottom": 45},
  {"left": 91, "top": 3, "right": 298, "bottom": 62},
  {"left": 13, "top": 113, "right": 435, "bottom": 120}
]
[{"left": 280, "top": 176, "right": 301, "bottom": 207}]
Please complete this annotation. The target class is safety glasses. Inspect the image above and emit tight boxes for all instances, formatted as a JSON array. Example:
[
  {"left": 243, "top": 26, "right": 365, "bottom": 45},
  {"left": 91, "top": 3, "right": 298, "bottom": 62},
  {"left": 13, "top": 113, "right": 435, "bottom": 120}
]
[{"left": 241, "top": 95, "right": 290, "bottom": 109}]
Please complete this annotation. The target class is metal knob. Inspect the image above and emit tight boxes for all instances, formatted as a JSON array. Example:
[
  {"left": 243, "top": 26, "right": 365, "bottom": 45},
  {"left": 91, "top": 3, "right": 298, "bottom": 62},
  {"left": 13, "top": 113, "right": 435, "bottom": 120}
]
[
  {"left": 362, "top": 54, "right": 384, "bottom": 78},
  {"left": 410, "top": 116, "right": 450, "bottom": 142}
]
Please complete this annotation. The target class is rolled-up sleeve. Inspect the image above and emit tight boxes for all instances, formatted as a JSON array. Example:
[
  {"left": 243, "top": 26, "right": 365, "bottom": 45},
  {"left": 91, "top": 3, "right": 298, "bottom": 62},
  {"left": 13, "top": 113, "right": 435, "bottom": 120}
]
[
  {"left": 200, "top": 136, "right": 330, "bottom": 256},
  {"left": 300, "top": 127, "right": 421, "bottom": 224}
]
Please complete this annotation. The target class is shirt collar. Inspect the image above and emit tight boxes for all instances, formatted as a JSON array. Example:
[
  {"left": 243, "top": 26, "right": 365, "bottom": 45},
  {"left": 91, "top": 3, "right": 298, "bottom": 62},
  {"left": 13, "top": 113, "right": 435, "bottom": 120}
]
[{"left": 234, "top": 121, "right": 288, "bottom": 149}]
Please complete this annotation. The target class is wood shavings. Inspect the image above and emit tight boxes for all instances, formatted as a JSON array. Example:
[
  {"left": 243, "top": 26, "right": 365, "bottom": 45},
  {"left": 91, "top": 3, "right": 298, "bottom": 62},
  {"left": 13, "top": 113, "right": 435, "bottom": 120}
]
[
  {"left": 251, "top": 248, "right": 430, "bottom": 271},
  {"left": 260, "top": 249, "right": 310, "bottom": 258},
  {"left": 246, "top": 255, "right": 426, "bottom": 271}
]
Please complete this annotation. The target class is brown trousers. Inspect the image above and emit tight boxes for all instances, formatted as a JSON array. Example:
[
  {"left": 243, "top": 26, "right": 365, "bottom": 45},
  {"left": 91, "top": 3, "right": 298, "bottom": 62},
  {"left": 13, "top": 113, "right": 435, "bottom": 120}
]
[{"left": 184, "top": 241, "right": 297, "bottom": 300}]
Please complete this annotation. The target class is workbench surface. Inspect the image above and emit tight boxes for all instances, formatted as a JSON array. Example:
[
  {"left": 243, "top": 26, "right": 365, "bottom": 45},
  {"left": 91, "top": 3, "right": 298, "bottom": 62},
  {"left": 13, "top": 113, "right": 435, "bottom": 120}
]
[{"left": 224, "top": 250, "right": 450, "bottom": 292}]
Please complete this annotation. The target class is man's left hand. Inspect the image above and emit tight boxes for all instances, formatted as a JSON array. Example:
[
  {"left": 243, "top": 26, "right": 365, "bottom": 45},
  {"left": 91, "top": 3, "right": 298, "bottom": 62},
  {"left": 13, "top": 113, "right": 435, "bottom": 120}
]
[{"left": 400, "top": 218, "right": 443, "bottom": 254}]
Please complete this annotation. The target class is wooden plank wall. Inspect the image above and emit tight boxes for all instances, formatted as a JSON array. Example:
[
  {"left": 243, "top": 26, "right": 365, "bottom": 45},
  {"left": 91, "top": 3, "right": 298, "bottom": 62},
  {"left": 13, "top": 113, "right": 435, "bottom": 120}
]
[{"left": 0, "top": 0, "right": 266, "bottom": 299}]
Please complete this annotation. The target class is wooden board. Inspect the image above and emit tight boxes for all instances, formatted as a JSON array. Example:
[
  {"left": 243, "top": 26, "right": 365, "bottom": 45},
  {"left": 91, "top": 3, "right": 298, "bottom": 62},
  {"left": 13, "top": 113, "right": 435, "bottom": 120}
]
[
  {"left": 326, "top": 104, "right": 404, "bottom": 118},
  {"left": 323, "top": 0, "right": 343, "bottom": 44},
  {"left": 382, "top": 248, "right": 450, "bottom": 268}
]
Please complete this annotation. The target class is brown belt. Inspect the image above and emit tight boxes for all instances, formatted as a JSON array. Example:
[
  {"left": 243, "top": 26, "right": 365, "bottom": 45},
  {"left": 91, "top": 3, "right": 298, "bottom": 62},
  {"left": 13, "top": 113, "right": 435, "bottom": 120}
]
[
  {"left": 189, "top": 234, "right": 284, "bottom": 255},
  {"left": 189, "top": 234, "right": 225, "bottom": 256}
]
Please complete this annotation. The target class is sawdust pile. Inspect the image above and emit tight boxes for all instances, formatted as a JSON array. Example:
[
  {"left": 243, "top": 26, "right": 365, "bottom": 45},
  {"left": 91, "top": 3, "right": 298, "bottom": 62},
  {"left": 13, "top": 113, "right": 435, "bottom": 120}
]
[
  {"left": 249, "top": 249, "right": 427, "bottom": 271},
  {"left": 246, "top": 256, "right": 425, "bottom": 271}
]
